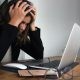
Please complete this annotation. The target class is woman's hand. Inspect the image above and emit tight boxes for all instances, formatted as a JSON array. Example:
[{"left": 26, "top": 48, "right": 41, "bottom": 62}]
[
  {"left": 9, "top": 0, "right": 33, "bottom": 27},
  {"left": 30, "top": 7, "right": 37, "bottom": 31}
]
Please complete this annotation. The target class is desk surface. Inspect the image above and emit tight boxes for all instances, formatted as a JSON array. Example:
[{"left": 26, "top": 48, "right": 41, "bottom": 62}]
[
  {"left": 0, "top": 70, "right": 45, "bottom": 80},
  {"left": 0, "top": 56, "right": 80, "bottom": 80}
]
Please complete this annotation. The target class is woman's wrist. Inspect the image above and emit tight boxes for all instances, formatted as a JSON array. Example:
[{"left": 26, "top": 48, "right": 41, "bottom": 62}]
[
  {"left": 8, "top": 19, "right": 20, "bottom": 28},
  {"left": 30, "top": 22, "right": 37, "bottom": 31},
  {"left": 30, "top": 25, "right": 37, "bottom": 31}
]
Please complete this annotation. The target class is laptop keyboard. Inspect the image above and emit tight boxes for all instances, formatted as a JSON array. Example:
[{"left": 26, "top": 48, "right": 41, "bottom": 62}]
[{"left": 36, "top": 60, "right": 60, "bottom": 68}]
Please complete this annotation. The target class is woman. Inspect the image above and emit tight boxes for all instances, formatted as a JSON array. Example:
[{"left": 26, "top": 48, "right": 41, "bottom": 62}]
[{"left": 0, "top": 0, "right": 44, "bottom": 62}]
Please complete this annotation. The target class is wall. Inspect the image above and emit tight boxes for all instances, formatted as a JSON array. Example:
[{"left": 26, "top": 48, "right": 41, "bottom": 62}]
[
  {"left": 0, "top": 0, "right": 80, "bottom": 61},
  {"left": 26, "top": 0, "right": 80, "bottom": 58}
]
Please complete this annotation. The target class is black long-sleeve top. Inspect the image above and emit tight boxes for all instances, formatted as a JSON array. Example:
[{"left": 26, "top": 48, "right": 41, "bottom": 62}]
[{"left": 0, "top": 23, "right": 44, "bottom": 61}]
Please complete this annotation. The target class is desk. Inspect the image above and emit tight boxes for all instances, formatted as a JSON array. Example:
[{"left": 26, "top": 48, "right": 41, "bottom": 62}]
[
  {"left": 60, "top": 64, "right": 80, "bottom": 80},
  {"left": 0, "top": 70, "right": 45, "bottom": 80},
  {"left": 0, "top": 56, "right": 80, "bottom": 80}
]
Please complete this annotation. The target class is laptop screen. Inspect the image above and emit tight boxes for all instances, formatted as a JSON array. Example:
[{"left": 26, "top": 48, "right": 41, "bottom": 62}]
[{"left": 58, "top": 23, "right": 80, "bottom": 70}]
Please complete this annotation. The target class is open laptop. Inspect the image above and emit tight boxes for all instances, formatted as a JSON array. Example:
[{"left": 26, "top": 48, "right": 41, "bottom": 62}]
[
  {"left": 58, "top": 23, "right": 80, "bottom": 70},
  {"left": 28, "top": 23, "right": 80, "bottom": 71}
]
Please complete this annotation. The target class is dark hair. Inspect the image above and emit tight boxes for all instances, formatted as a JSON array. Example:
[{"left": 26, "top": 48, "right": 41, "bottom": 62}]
[
  {"left": 0, "top": 0, "right": 8, "bottom": 24},
  {"left": 0, "top": 0, "right": 35, "bottom": 45},
  {"left": 0, "top": 0, "right": 34, "bottom": 23}
]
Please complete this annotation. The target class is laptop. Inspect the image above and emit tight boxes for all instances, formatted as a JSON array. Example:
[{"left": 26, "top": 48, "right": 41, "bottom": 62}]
[{"left": 28, "top": 23, "right": 80, "bottom": 71}]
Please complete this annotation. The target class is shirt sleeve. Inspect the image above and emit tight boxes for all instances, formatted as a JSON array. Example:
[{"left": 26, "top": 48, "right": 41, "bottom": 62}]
[
  {"left": 21, "top": 27, "right": 44, "bottom": 60},
  {"left": 0, "top": 23, "right": 18, "bottom": 61}
]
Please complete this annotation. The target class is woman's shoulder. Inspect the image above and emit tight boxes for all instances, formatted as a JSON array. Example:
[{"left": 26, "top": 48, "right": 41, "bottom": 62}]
[{"left": 0, "top": 23, "right": 18, "bottom": 31}]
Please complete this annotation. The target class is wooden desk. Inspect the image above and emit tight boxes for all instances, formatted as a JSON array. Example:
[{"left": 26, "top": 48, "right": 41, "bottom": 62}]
[
  {"left": 0, "top": 69, "right": 45, "bottom": 80},
  {"left": 0, "top": 60, "right": 47, "bottom": 80},
  {"left": 60, "top": 64, "right": 80, "bottom": 80},
  {"left": 0, "top": 57, "right": 80, "bottom": 80}
]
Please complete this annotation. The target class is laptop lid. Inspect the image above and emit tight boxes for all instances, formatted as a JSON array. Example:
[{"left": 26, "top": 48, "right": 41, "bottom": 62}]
[{"left": 58, "top": 23, "right": 80, "bottom": 70}]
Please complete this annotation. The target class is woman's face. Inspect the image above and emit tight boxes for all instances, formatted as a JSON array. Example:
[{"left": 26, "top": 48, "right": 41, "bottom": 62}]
[{"left": 19, "top": 16, "right": 31, "bottom": 32}]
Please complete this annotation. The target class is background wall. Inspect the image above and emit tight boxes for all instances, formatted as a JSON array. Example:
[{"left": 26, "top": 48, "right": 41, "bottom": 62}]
[
  {"left": 24, "top": 0, "right": 80, "bottom": 59},
  {"left": 0, "top": 0, "right": 80, "bottom": 61}
]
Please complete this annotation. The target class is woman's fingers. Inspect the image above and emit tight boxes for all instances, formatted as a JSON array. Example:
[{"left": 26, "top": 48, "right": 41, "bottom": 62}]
[
  {"left": 33, "top": 7, "right": 37, "bottom": 14},
  {"left": 9, "top": 5, "right": 14, "bottom": 13},
  {"left": 15, "top": 0, "right": 22, "bottom": 8},
  {"left": 30, "top": 6, "right": 37, "bottom": 18},
  {"left": 30, "top": 12, "right": 34, "bottom": 17},
  {"left": 19, "top": 2, "right": 27, "bottom": 9},
  {"left": 25, "top": 7, "right": 33, "bottom": 14},
  {"left": 22, "top": 4, "right": 29, "bottom": 11}
]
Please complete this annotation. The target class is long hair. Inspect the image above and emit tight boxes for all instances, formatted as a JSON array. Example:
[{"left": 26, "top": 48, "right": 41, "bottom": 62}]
[{"left": 0, "top": 0, "right": 35, "bottom": 45}]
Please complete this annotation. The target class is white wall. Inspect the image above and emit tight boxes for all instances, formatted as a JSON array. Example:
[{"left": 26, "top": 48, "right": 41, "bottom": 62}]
[{"left": 1, "top": 0, "right": 80, "bottom": 61}]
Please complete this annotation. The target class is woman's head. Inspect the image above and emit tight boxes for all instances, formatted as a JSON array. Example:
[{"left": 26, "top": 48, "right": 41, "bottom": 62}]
[
  {"left": 0, "top": 0, "right": 34, "bottom": 30},
  {"left": 0, "top": 0, "right": 35, "bottom": 44},
  {"left": 6, "top": 0, "right": 35, "bottom": 32},
  {"left": 18, "top": 16, "right": 32, "bottom": 32}
]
